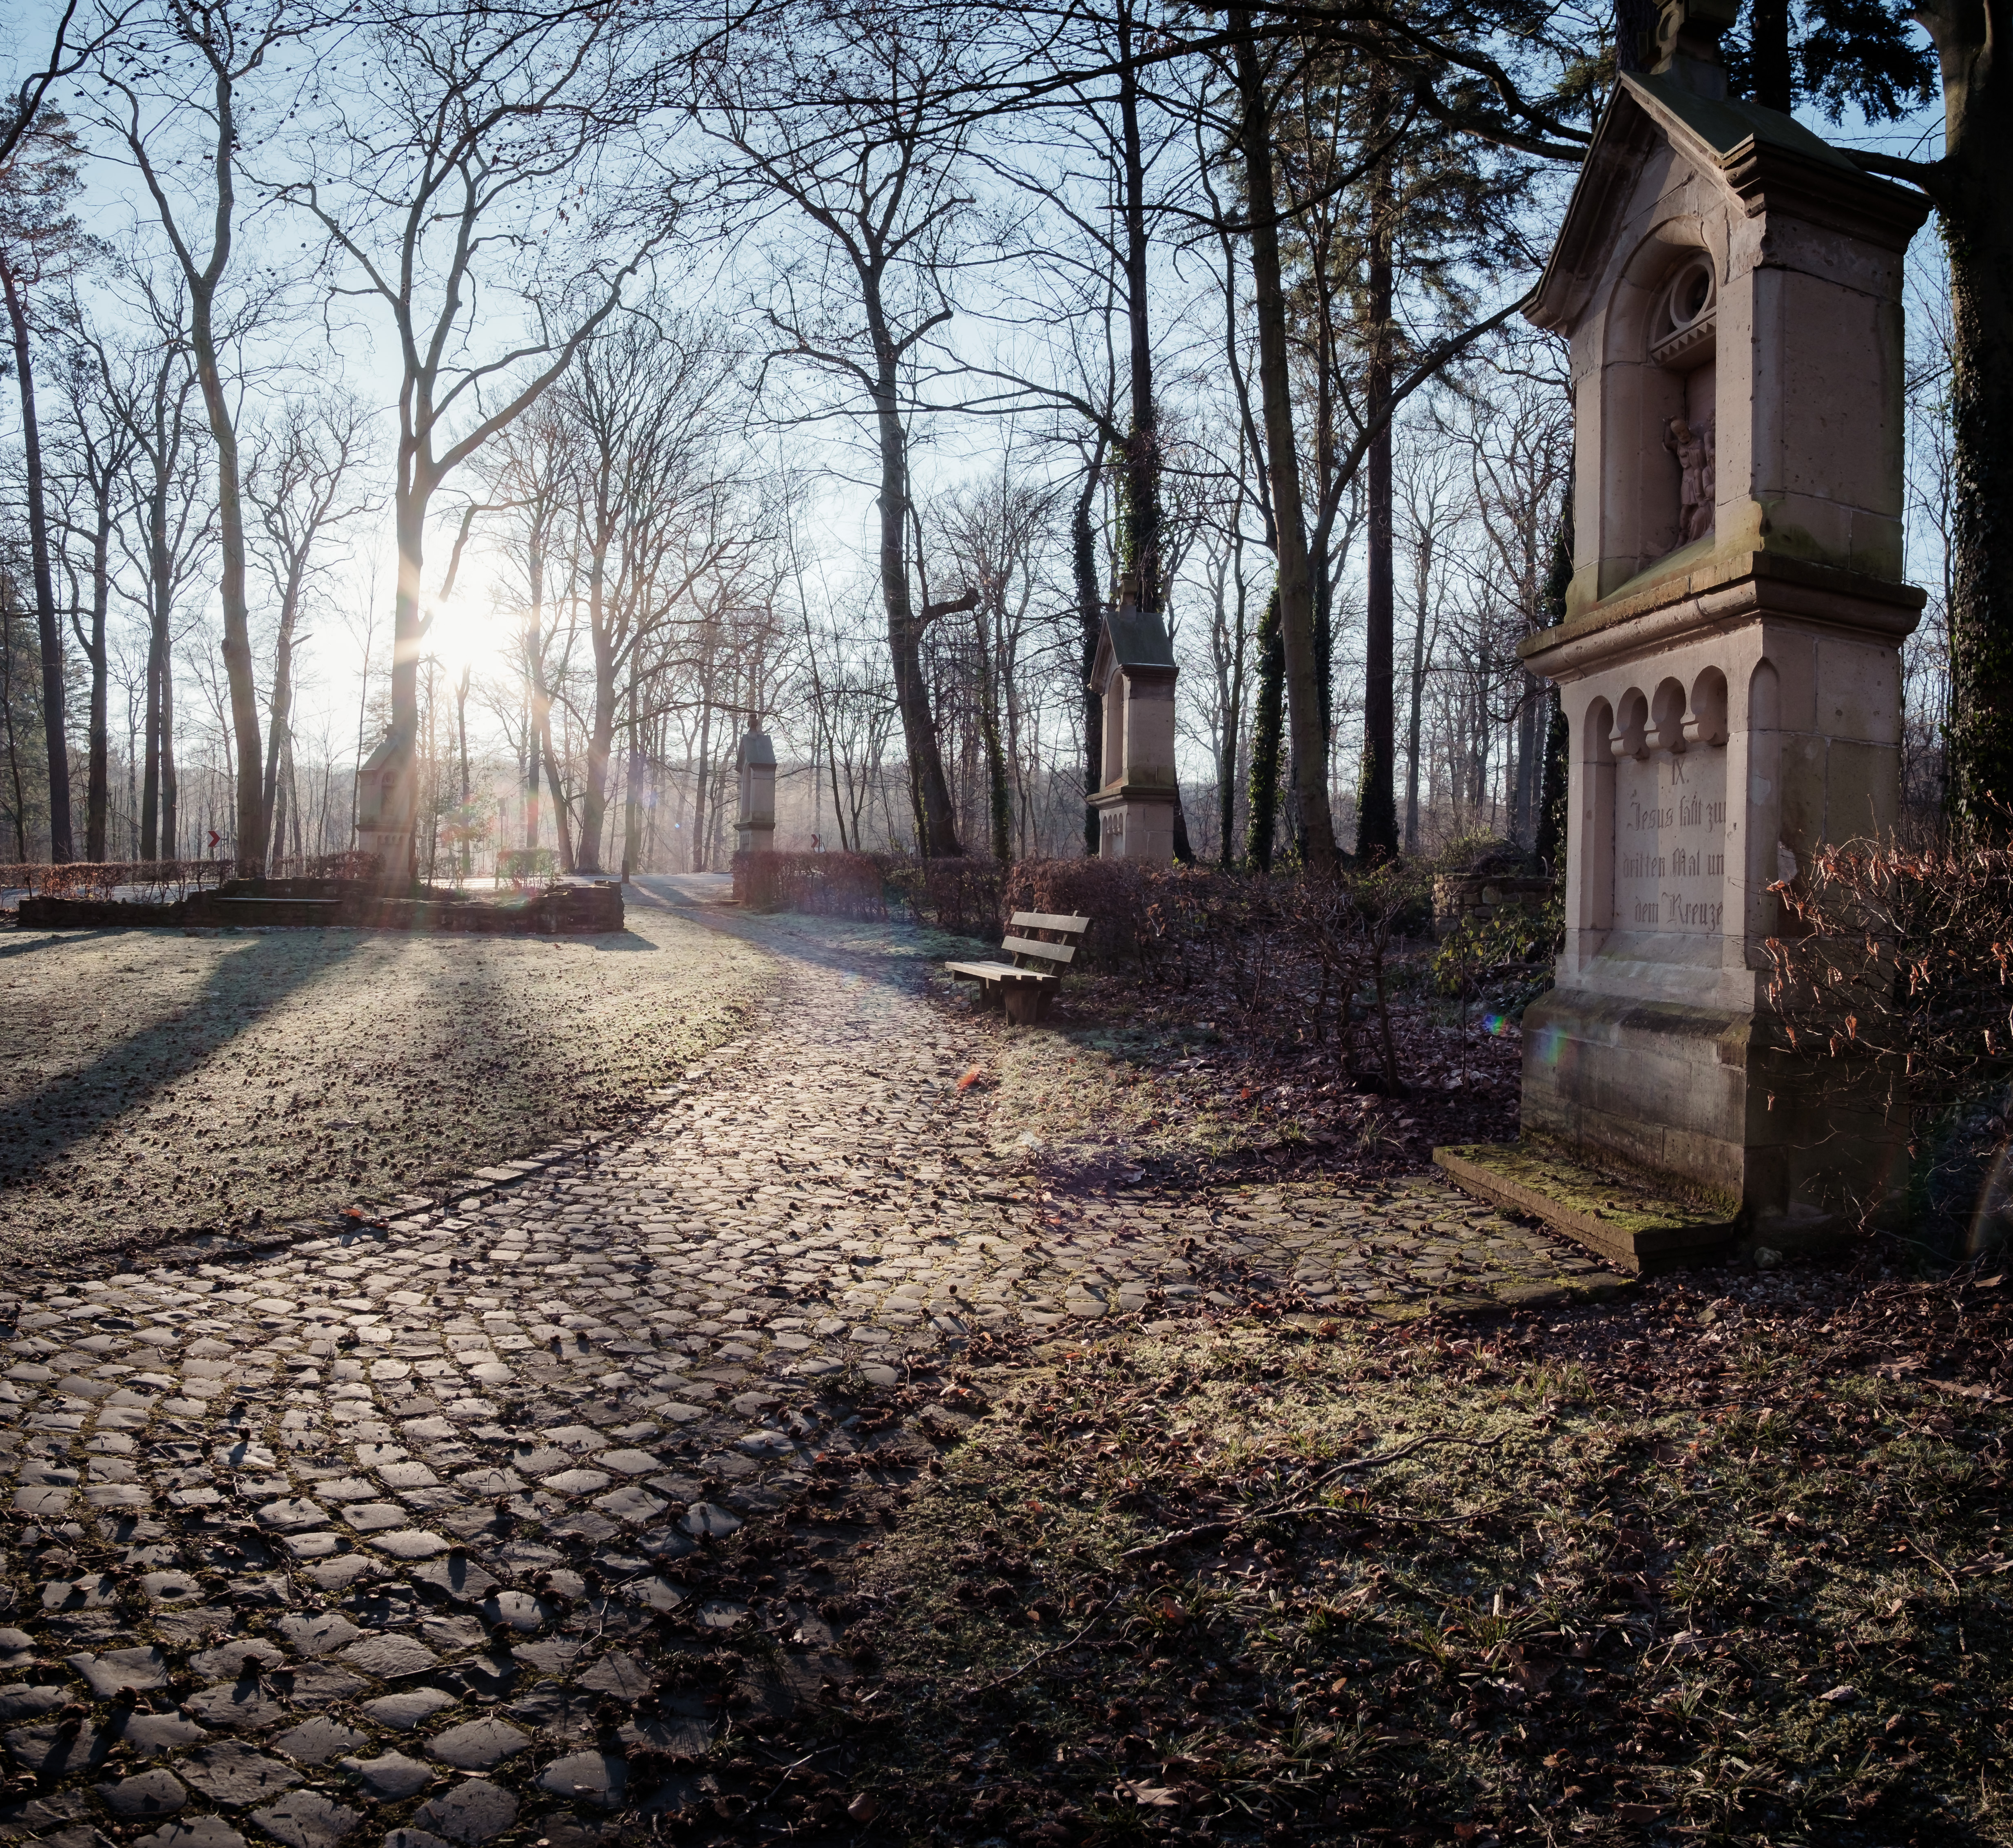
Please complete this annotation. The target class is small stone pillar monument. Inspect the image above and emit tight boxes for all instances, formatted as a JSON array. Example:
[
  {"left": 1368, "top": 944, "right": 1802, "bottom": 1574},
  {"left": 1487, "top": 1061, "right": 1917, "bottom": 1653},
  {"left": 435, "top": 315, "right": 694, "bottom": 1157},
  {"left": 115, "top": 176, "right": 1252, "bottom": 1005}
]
[
  {"left": 733, "top": 725, "right": 777, "bottom": 856},
  {"left": 1436, "top": 0, "right": 1930, "bottom": 1268},
  {"left": 1088, "top": 580, "right": 1179, "bottom": 863}
]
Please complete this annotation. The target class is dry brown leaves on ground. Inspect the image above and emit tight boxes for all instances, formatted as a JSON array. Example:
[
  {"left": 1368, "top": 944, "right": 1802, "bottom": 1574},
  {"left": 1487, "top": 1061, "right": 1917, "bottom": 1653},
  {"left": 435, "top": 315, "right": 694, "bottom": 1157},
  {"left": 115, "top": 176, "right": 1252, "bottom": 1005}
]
[{"left": 599, "top": 1263, "right": 2011, "bottom": 1846}]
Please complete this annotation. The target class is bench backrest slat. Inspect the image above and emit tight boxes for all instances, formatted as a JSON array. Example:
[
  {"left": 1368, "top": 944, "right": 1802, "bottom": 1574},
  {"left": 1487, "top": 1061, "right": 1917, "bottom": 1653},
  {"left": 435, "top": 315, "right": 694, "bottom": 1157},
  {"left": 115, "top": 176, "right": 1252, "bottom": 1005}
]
[
  {"left": 1002, "top": 934, "right": 1076, "bottom": 967},
  {"left": 1010, "top": 910, "right": 1091, "bottom": 935}
]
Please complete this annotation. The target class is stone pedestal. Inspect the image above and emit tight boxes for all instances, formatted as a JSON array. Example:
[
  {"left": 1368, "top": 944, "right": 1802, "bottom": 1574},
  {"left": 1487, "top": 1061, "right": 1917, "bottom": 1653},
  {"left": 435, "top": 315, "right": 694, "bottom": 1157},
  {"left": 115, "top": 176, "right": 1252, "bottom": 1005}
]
[
  {"left": 1436, "top": 0, "right": 1930, "bottom": 1267},
  {"left": 1514, "top": 565, "right": 1920, "bottom": 1252},
  {"left": 1088, "top": 583, "right": 1179, "bottom": 863},
  {"left": 733, "top": 728, "right": 776, "bottom": 857}
]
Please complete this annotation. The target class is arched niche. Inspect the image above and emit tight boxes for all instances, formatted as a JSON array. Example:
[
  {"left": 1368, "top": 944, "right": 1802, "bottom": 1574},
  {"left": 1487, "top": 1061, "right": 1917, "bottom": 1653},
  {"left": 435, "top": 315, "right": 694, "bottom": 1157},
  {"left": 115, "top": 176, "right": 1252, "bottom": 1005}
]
[
  {"left": 1646, "top": 677, "right": 1689, "bottom": 753},
  {"left": 1593, "top": 223, "right": 1721, "bottom": 592},
  {"left": 1577, "top": 695, "right": 1616, "bottom": 933},
  {"left": 1611, "top": 687, "right": 1649, "bottom": 760},
  {"left": 1686, "top": 666, "right": 1729, "bottom": 748},
  {"left": 1742, "top": 658, "right": 1786, "bottom": 938}
]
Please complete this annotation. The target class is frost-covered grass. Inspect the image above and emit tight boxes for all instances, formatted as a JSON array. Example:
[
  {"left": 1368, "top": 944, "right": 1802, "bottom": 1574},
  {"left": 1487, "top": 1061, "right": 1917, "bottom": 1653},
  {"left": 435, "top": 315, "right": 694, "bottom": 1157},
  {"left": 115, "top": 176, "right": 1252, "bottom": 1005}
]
[{"left": 0, "top": 905, "right": 768, "bottom": 1266}]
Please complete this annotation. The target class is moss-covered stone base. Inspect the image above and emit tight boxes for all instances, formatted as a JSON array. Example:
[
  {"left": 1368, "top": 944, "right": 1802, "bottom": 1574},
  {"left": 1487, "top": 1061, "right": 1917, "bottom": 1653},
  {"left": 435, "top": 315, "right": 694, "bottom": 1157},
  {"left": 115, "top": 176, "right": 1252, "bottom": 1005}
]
[{"left": 1432, "top": 1139, "right": 1737, "bottom": 1273}]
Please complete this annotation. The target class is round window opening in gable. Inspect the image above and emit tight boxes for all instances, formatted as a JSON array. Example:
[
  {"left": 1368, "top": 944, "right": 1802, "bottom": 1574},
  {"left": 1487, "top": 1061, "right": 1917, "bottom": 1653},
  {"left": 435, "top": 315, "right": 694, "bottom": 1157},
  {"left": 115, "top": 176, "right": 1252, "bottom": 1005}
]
[{"left": 1651, "top": 255, "right": 1717, "bottom": 363}]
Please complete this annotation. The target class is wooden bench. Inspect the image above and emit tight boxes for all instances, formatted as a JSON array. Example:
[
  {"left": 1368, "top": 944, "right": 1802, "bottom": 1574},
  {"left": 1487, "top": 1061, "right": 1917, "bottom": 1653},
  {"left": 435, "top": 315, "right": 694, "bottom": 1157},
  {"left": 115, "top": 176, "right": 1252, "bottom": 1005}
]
[{"left": 946, "top": 910, "right": 1090, "bottom": 1023}]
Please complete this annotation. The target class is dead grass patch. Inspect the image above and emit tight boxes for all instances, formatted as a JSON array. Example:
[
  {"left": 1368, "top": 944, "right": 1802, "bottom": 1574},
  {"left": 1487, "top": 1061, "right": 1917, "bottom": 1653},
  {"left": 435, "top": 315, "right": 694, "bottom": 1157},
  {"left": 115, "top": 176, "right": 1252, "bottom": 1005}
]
[{"left": 780, "top": 1268, "right": 2013, "bottom": 1844}]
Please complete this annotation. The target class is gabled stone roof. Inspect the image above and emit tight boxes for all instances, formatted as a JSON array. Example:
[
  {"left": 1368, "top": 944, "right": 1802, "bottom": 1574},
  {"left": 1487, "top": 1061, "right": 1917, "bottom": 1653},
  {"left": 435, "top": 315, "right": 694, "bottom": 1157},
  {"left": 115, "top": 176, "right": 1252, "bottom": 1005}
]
[
  {"left": 1089, "top": 600, "right": 1176, "bottom": 693},
  {"left": 1526, "top": 72, "right": 1928, "bottom": 334}
]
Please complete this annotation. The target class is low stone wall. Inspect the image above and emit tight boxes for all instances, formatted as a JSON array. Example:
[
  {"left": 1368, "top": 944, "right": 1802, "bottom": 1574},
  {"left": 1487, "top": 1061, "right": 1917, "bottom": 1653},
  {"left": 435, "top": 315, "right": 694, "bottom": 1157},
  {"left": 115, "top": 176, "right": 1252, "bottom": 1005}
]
[
  {"left": 19, "top": 879, "right": 624, "bottom": 934},
  {"left": 1432, "top": 873, "right": 1559, "bottom": 940}
]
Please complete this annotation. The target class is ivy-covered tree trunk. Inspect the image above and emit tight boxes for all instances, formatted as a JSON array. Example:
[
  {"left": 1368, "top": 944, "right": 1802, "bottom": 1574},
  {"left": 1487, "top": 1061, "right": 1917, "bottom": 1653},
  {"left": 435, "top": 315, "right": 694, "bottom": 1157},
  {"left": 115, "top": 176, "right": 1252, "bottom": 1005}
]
[
  {"left": 1533, "top": 483, "right": 1573, "bottom": 872},
  {"left": 1074, "top": 452, "right": 1104, "bottom": 854},
  {"left": 1929, "top": 6, "right": 2013, "bottom": 834},
  {"left": 1232, "top": 16, "right": 1339, "bottom": 872},
  {"left": 1837, "top": 0, "right": 2013, "bottom": 835},
  {"left": 971, "top": 597, "right": 1013, "bottom": 861},
  {"left": 1355, "top": 178, "right": 1398, "bottom": 863},
  {"left": 1245, "top": 585, "right": 1285, "bottom": 870},
  {"left": 1115, "top": 0, "right": 1159, "bottom": 622}
]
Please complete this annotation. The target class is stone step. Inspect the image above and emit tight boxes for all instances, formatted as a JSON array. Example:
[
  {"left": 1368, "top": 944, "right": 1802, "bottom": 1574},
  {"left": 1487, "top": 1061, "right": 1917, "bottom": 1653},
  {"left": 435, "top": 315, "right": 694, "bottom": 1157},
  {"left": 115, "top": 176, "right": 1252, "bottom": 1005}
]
[{"left": 1433, "top": 1140, "right": 1736, "bottom": 1274}]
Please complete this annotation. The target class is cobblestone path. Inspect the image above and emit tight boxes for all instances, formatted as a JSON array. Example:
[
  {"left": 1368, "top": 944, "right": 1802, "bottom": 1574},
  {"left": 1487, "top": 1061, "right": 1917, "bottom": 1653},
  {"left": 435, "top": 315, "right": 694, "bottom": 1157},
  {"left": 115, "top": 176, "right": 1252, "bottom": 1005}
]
[{"left": 0, "top": 894, "right": 1619, "bottom": 1848}]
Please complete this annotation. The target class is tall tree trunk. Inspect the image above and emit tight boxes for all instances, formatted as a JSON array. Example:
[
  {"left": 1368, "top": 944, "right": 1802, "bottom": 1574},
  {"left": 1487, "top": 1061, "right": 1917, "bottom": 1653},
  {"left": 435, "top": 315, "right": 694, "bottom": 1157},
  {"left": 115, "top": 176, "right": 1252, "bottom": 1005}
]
[
  {"left": 1404, "top": 645, "right": 1428, "bottom": 856},
  {"left": 1073, "top": 448, "right": 1105, "bottom": 853},
  {"left": 81, "top": 494, "right": 112, "bottom": 860},
  {"left": 971, "top": 596, "right": 1012, "bottom": 861},
  {"left": 522, "top": 553, "right": 547, "bottom": 857},
  {"left": 270, "top": 744, "right": 289, "bottom": 872},
  {"left": 141, "top": 585, "right": 163, "bottom": 860},
  {"left": 1615, "top": 0, "right": 1659, "bottom": 71},
  {"left": 523, "top": 701, "right": 540, "bottom": 854},
  {"left": 1245, "top": 584, "right": 1285, "bottom": 870},
  {"left": 1356, "top": 176, "right": 1399, "bottom": 862},
  {"left": 1, "top": 259, "right": 73, "bottom": 861},
  {"left": 690, "top": 697, "right": 713, "bottom": 872},
  {"left": 456, "top": 664, "right": 471, "bottom": 876},
  {"left": 2, "top": 591, "right": 24, "bottom": 859},
  {"left": 161, "top": 641, "right": 177, "bottom": 859},
  {"left": 1511, "top": 684, "right": 1541, "bottom": 844},
  {"left": 150, "top": 61, "right": 266, "bottom": 876},
  {"left": 870, "top": 325, "right": 960, "bottom": 856},
  {"left": 1919, "top": 0, "right": 2013, "bottom": 834},
  {"left": 1217, "top": 558, "right": 1248, "bottom": 867},
  {"left": 1232, "top": 18, "right": 1338, "bottom": 873},
  {"left": 382, "top": 485, "right": 433, "bottom": 887},
  {"left": 1749, "top": 0, "right": 1793, "bottom": 110},
  {"left": 259, "top": 565, "right": 304, "bottom": 871},
  {"left": 1115, "top": 0, "right": 1159, "bottom": 614},
  {"left": 622, "top": 702, "right": 643, "bottom": 877},
  {"left": 190, "top": 292, "right": 262, "bottom": 872},
  {"left": 577, "top": 582, "right": 617, "bottom": 874},
  {"left": 142, "top": 477, "right": 173, "bottom": 870}
]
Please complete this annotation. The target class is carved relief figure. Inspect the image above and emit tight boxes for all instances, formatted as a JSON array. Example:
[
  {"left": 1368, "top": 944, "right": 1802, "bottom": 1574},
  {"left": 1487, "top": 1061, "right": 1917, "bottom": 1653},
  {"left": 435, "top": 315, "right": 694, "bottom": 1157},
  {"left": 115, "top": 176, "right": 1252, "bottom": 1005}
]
[{"left": 1663, "top": 414, "right": 1715, "bottom": 544}]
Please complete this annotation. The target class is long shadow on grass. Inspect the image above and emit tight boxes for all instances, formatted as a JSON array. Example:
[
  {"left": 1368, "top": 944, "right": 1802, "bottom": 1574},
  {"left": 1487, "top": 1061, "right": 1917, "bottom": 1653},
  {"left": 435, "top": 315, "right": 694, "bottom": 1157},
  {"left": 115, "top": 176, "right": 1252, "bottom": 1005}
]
[
  {"left": 0, "top": 929, "right": 364, "bottom": 1188},
  {"left": 0, "top": 928, "right": 131, "bottom": 960},
  {"left": 580, "top": 930, "right": 655, "bottom": 952}
]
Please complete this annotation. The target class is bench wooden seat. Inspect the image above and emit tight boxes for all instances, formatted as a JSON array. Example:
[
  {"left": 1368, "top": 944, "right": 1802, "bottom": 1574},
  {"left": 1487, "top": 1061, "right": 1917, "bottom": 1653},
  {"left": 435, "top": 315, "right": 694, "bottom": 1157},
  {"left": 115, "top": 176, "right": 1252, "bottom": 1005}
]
[{"left": 947, "top": 910, "right": 1091, "bottom": 1023}]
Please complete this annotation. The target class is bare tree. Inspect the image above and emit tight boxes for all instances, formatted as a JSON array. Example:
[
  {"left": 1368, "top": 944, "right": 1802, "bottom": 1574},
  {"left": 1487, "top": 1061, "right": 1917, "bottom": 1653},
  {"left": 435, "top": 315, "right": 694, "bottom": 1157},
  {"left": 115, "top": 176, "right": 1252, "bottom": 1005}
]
[
  {"left": 243, "top": 392, "right": 374, "bottom": 867},
  {"left": 1392, "top": 424, "right": 1466, "bottom": 854},
  {"left": 283, "top": 0, "right": 673, "bottom": 882},
  {"left": 0, "top": 104, "right": 91, "bottom": 860},
  {"left": 552, "top": 305, "right": 750, "bottom": 872},
  {"left": 89, "top": 272, "right": 210, "bottom": 859},
  {"left": 698, "top": 3, "right": 978, "bottom": 856},
  {"left": 48, "top": 306, "right": 139, "bottom": 857},
  {"left": 930, "top": 461, "right": 1055, "bottom": 860},
  {"left": 93, "top": 0, "right": 321, "bottom": 871}
]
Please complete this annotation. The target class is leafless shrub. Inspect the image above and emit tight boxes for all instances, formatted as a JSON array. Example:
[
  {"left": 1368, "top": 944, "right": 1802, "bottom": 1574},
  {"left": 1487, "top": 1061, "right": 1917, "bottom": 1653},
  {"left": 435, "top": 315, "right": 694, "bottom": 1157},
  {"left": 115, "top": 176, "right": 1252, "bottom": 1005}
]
[
  {"left": 732, "top": 850, "right": 887, "bottom": 918},
  {"left": 1763, "top": 838, "right": 2013, "bottom": 1250},
  {"left": 0, "top": 853, "right": 380, "bottom": 903}
]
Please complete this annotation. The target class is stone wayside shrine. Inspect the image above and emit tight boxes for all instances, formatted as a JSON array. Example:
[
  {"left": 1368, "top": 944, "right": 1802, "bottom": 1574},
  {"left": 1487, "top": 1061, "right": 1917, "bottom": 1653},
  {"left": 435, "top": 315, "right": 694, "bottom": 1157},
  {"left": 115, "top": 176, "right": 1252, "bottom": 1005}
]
[
  {"left": 733, "top": 724, "right": 777, "bottom": 856},
  {"left": 1089, "top": 578, "right": 1180, "bottom": 862},
  {"left": 1436, "top": 0, "right": 1930, "bottom": 1271}
]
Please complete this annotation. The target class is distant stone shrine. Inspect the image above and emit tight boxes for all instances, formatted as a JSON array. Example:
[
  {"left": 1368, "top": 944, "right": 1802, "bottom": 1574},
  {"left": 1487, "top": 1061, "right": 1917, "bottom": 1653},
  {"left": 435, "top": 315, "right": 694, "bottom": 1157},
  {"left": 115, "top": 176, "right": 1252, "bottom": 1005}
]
[
  {"left": 1436, "top": 0, "right": 1931, "bottom": 1270},
  {"left": 354, "top": 726, "right": 414, "bottom": 875},
  {"left": 733, "top": 725, "right": 776, "bottom": 856},
  {"left": 1088, "top": 579, "right": 1179, "bottom": 863}
]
